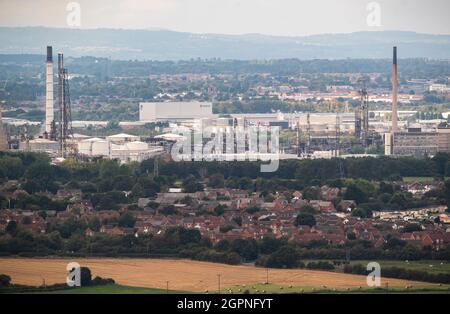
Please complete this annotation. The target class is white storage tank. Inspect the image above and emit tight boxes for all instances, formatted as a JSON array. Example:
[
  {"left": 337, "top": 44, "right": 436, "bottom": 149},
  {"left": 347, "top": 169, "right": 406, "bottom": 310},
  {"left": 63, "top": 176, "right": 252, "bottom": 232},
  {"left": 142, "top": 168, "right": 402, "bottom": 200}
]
[
  {"left": 124, "top": 141, "right": 149, "bottom": 150},
  {"left": 91, "top": 140, "right": 109, "bottom": 156},
  {"left": 78, "top": 138, "right": 104, "bottom": 156}
]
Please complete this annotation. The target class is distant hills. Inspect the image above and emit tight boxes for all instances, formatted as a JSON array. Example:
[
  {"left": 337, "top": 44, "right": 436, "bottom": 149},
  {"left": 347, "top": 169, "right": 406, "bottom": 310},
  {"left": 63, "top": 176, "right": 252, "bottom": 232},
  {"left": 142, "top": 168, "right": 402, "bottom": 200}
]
[{"left": 0, "top": 27, "right": 450, "bottom": 60}]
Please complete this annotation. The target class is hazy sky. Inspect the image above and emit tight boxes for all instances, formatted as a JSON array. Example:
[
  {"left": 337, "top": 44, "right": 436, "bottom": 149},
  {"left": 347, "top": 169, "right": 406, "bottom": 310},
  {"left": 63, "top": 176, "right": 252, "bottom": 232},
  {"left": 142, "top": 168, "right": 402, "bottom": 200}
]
[{"left": 0, "top": 0, "right": 449, "bottom": 36}]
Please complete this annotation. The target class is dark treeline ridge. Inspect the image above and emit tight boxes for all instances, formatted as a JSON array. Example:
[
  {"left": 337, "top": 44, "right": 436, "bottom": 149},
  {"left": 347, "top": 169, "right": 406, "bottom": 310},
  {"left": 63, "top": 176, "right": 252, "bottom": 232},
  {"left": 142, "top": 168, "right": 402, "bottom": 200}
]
[
  {"left": 1, "top": 152, "right": 450, "bottom": 191},
  {"left": 151, "top": 155, "right": 448, "bottom": 182},
  {"left": 344, "top": 264, "right": 450, "bottom": 284},
  {"left": 0, "top": 152, "right": 449, "bottom": 213},
  {"left": 1, "top": 55, "right": 449, "bottom": 78}
]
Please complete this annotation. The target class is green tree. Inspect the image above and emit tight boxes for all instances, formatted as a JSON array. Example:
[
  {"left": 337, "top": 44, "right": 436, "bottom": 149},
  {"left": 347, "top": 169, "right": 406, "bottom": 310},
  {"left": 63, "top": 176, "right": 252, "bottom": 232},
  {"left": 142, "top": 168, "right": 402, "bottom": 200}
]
[
  {"left": 80, "top": 267, "right": 92, "bottom": 286},
  {"left": 160, "top": 205, "right": 177, "bottom": 216},
  {"left": 5, "top": 221, "right": 17, "bottom": 236},
  {"left": 344, "top": 184, "right": 368, "bottom": 204},
  {"left": 245, "top": 206, "right": 260, "bottom": 214},
  {"left": 403, "top": 223, "right": 421, "bottom": 233},
  {"left": 231, "top": 239, "right": 258, "bottom": 261},
  {"left": 88, "top": 216, "right": 101, "bottom": 232},
  {"left": 390, "top": 192, "right": 409, "bottom": 208},
  {"left": 295, "top": 213, "right": 316, "bottom": 227},
  {"left": 118, "top": 211, "right": 136, "bottom": 228},
  {"left": 265, "top": 246, "right": 300, "bottom": 268},
  {"left": 302, "top": 186, "right": 321, "bottom": 200},
  {"left": 213, "top": 205, "right": 226, "bottom": 216},
  {"left": 215, "top": 240, "right": 230, "bottom": 252},
  {"left": 182, "top": 175, "right": 203, "bottom": 193},
  {"left": 259, "top": 236, "right": 284, "bottom": 255},
  {"left": 446, "top": 161, "right": 450, "bottom": 177},
  {"left": 0, "top": 156, "right": 24, "bottom": 179},
  {"left": 0, "top": 274, "right": 11, "bottom": 287},
  {"left": 99, "top": 159, "right": 121, "bottom": 179},
  {"left": 299, "top": 204, "right": 316, "bottom": 214},
  {"left": 24, "top": 162, "right": 55, "bottom": 191},
  {"left": 208, "top": 173, "right": 225, "bottom": 188}
]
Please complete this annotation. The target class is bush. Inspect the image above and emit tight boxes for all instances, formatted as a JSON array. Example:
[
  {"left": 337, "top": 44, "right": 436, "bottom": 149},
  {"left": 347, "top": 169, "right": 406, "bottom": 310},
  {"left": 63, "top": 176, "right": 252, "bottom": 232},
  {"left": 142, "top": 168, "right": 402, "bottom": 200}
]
[
  {"left": 343, "top": 264, "right": 450, "bottom": 284},
  {"left": 192, "top": 249, "right": 241, "bottom": 265},
  {"left": 80, "top": 267, "right": 92, "bottom": 286},
  {"left": 306, "top": 261, "right": 335, "bottom": 271},
  {"left": 0, "top": 274, "right": 11, "bottom": 287},
  {"left": 91, "top": 276, "right": 115, "bottom": 286}
]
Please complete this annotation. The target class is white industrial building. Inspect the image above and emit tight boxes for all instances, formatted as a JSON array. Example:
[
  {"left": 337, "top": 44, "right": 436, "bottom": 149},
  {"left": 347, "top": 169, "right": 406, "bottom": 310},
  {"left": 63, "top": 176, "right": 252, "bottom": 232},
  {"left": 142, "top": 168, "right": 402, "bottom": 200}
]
[
  {"left": 139, "top": 101, "right": 213, "bottom": 122},
  {"left": 106, "top": 133, "right": 140, "bottom": 143},
  {"left": 19, "top": 138, "right": 59, "bottom": 154},
  {"left": 77, "top": 134, "right": 163, "bottom": 163},
  {"left": 110, "top": 141, "right": 163, "bottom": 163}
]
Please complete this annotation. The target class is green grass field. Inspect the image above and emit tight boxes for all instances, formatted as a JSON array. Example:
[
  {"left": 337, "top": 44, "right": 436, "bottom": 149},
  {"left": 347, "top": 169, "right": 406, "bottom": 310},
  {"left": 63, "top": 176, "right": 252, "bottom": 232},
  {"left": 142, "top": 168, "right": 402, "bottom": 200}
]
[
  {"left": 301, "top": 259, "right": 450, "bottom": 276},
  {"left": 347, "top": 260, "right": 450, "bottom": 275},
  {"left": 12, "top": 283, "right": 450, "bottom": 294},
  {"left": 6, "top": 282, "right": 450, "bottom": 294},
  {"left": 222, "top": 283, "right": 450, "bottom": 294},
  {"left": 2, "top": 284, "right": 187, "bottom": 294}
]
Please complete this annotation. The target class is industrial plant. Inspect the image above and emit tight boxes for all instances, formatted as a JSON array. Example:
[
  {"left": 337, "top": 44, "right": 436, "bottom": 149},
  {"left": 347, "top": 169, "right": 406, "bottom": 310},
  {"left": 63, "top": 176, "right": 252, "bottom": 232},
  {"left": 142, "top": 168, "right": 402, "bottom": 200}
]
[{"left": 0, "top": 45, "right": 449, "bottom": 164}]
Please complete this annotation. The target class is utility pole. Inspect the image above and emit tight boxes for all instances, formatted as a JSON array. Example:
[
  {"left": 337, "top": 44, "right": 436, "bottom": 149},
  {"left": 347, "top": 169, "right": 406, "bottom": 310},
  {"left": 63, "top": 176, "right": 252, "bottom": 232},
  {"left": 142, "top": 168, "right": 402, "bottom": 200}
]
[
  {"left": 0, "top": 105, "right": 8, "bottom": 151},
  {"left": 217, "top": 274, "right": 221, "bottom": 294},
  {"left": 153, "top": 156, "right": 159, "bottom": 177},
  {"left": 306, "top": 113, "right": 311, "bottom": 155},
  {"left": 335, "top": 113, "right": 340, "bottom": 157}
]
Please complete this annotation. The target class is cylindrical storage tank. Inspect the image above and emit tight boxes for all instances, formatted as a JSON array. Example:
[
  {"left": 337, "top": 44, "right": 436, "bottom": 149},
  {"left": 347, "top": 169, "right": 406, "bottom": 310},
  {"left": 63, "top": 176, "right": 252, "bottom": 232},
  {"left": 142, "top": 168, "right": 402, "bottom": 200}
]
[
  {"left": 125, "top": 141, "right": 148, "bottom": 150},
  {"left": 92, "top": 140, "right": 109, "bottom": 156},
  {"left": 78, "top": 141, "right": 93, "bottom": 155}
]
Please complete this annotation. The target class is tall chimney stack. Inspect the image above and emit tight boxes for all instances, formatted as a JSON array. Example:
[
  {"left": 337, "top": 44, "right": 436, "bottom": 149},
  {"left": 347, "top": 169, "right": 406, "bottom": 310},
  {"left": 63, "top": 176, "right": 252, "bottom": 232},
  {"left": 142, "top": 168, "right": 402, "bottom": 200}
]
[
  {"left": 0, "top": 106, "right": 8, "bottom": 151},
  {"left": 45, "top": 46, "right": 54, "bottom": 134},
  {"left": 391, "top": 46, "right": 398, "bottom": 133}
]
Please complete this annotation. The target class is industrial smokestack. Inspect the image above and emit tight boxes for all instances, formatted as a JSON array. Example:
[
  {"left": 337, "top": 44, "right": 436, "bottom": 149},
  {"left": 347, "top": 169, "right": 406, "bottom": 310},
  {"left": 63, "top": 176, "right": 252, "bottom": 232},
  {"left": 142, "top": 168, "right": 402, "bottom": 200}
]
[
  {"left": 47, "top": 46, "right": 52, "bottom": 62},
  {"left": 0, "top": 106, "right": 8, "bottom": 151},
  {"left": 391, "top": 46, "right": 398, "bottom": 133},
  {"left": 45, "top": 46, "right": 54, "bottom": 133}
]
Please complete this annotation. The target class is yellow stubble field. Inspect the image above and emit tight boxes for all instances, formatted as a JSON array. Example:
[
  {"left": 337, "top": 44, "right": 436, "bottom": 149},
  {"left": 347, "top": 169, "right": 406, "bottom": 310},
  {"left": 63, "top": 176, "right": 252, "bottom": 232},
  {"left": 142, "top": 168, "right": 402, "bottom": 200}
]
[{"left": 0, "top": 258, "right": 432, "bottom": 292}]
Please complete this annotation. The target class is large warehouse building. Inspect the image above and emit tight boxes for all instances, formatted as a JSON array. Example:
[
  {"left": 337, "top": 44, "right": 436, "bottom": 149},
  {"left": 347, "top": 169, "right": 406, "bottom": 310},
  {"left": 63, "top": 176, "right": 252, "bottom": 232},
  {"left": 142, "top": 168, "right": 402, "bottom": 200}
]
[{"left": 139, "top": 101, "right": 213, "bottom": 122}]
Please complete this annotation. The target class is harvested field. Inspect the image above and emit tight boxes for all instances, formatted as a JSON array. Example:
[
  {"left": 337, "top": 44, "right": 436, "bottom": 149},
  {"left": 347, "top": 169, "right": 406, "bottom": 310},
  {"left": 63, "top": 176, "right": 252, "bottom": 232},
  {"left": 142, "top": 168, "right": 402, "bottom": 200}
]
[{"left": 0, "top": 258, "right": 433, "bottom": 292}]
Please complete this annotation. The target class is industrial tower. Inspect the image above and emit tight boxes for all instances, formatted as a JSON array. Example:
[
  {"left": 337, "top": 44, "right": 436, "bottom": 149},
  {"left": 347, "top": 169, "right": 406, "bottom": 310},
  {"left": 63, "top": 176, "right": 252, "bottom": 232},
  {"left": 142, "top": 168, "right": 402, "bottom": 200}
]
[
  {"left": 385, "top": 46, "right": 399, "bottom": 155},
  {"left": 45, "top": 46, "right": 54, "bottom": 134},
  {"left": 355, "top": 79, "right": 370, "bottom": 146},
  {"left": 57, "top": 53, "right": 73, "bottom": 157},
  {"left": 391, "top": 46, "right": 398, "bottom": 133}
]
